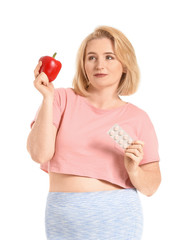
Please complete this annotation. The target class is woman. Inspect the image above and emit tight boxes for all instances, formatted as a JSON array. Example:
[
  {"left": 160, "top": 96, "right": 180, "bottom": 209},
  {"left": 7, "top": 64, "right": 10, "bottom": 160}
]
[{"left": 27, "top": 26, "right": 161, "bottom": 240}]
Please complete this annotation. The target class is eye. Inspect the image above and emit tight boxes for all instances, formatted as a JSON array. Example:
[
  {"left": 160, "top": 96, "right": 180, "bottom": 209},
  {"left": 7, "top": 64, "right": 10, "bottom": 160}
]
[
  {"left": 106, "top": 55, "right": 114, "bottom": 60},
  {"left": 88, "top": 56, "right": 96, "bottom": 60}
]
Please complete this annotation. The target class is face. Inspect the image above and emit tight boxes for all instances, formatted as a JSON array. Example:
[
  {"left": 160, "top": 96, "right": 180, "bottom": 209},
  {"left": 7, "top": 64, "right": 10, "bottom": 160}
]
[{"left": 84, "top": 38, "right": 124, "bottom": 91}]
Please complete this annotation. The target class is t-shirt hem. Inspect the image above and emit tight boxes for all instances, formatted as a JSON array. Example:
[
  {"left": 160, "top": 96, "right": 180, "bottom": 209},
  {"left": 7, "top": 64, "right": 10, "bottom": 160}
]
[{"left": 139, "top": 158, "right": 160, "bottom": 165}]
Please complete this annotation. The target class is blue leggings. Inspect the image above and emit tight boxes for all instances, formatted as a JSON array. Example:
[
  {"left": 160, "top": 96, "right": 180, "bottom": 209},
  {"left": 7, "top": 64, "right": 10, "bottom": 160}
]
[{"left": 45, "top": 188, "right": 143, "bottom": 240}]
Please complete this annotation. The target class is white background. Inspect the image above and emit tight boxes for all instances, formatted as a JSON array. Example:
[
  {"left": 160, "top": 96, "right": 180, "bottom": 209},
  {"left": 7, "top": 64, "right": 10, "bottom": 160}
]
[{"left": 0, "top": 0, "right": 189, "bottom": 239}]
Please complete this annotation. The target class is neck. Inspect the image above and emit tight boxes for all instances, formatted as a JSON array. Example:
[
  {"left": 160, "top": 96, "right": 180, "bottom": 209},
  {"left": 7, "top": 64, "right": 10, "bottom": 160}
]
[{"left": 86, "top": 85, "right": 121, "bottom": 109}]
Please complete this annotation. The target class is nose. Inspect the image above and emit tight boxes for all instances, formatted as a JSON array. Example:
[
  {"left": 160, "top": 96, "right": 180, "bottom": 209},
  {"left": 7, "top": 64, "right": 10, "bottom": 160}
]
[{"left": 95, "top": 59, "right": 105, "bottom": 70}]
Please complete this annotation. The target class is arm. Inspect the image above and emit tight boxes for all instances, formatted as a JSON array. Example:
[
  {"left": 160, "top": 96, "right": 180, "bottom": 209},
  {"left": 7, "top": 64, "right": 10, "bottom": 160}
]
[
  {"left": 127, "top": 162, "right": 161, "bottom": 197},
  {"left": 27, "top": 97, "right": 57, "bottom": 164},
  {"left": 124, "top": 140, "right": 161, "bottom": 196},
  {"left": 27, "top": 61, "right": 57, "bottom": 164}
]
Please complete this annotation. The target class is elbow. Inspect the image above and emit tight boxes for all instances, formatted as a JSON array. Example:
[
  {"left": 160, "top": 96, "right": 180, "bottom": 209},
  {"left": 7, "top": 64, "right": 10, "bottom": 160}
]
[
  {"left": 146, "top": 176, "right": 162, "bottom": 197},
  {"left": 38, "top": 153, "right": 54, "bottom": 164},
  {"left": 28, "top": 151, "right": 53, "bottom": 164},
  {"left": 27, "top": 141, "right": 54, "bottom": 164},
  {"left": 36, "top": 156, "right": 52, "bottom": 164},
  {"left": 26, "top": 140, "right": 38, "bottom": 163},
  {"left": 146, "top": 191, "right": 155, "bottom": 197},
  {"left": 142, "top": 188, "right": 155, "bottom": 197},
  {"left": 144, "top": 188, "right": 158, "bottom": 197}
]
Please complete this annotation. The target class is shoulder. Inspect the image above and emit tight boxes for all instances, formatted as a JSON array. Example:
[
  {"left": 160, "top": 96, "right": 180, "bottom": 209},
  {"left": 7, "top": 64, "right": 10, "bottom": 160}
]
[
  {"left": 53, "top": 87, "right": 72, "bottom": 99},
  {"left": 127, "top": 103, "right": 156, "bottom": 132},
  {"left": 128, "top": 102, "right": 150, "bottom": 120},
  {"left": 54, "top": 87, "right": 77, "bottom": 96},
  {"left": 54, "top": 87, "right": 67, "bottom": 95},
  {"left": 53, "top": 87, "right": 79, "bottom": 107},
  {"left": 126, "top": 104, "right": 159, "bottom": 154}
]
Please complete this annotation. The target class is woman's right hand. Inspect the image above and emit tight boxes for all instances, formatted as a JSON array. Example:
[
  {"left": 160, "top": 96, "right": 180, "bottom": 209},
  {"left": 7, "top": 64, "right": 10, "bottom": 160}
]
[{"left": 33, "top": 61, "right": 54, "bottom": 99}]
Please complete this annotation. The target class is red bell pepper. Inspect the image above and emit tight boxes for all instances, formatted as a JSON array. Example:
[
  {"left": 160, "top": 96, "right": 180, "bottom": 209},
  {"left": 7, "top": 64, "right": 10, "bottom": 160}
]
[{"left": 39, "top": 52, "right": 62, "bottom": 82}]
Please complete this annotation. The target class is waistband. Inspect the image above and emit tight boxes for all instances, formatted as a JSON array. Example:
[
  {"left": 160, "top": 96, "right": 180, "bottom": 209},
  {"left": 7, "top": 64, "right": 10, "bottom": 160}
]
[{"left": 47, "top": 188, "right": 138, "bottom": 203}]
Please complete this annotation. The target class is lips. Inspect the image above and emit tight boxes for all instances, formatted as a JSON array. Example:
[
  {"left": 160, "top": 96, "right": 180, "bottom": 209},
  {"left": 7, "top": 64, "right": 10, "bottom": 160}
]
[{"left": 94, "top": 73, "right": 107, "bottom": 77}]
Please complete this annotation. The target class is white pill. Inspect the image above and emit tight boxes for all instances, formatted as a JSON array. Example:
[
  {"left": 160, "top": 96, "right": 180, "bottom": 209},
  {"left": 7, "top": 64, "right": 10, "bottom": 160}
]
[
  {"left": 114, "top": 125, "right": 119, "bottom": 131},
  {"left": 123, "top": 135, "right": 128, "bottom": 140},
  {"left": 114, "top": 135, "right": 119, "bottom": 140},
  {"left": 109, "top": 130, "right": 115, "bottom": 136}
]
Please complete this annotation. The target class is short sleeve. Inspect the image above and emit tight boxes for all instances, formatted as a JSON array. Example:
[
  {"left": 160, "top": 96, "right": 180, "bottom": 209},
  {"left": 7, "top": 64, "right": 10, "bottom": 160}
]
[
  {"left": 137, "top": 112, "right": 160, "bottom": 165},
  {"left": 30, "top": 88, "right": 67, "bottom": 129}
]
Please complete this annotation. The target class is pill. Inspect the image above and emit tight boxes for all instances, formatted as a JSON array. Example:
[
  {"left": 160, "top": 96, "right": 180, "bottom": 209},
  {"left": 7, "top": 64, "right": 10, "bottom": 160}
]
[
  {"left": 118, "top": 131, "right": 123, "bottom": 136},
  {"left": 114, "top": 135, "right": 119, "bottom": 140},
  {"left": 113, "top": 126, "right": 119, "bottom": 131},
  {"left": 109, "top": 130, "right": 115, "bottom": 136}
]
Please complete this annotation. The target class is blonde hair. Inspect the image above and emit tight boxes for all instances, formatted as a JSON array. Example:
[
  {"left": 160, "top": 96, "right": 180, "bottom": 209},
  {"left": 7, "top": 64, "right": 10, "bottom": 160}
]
[{"left": 72, "top": 25, "right": 140, "bottom": 97}]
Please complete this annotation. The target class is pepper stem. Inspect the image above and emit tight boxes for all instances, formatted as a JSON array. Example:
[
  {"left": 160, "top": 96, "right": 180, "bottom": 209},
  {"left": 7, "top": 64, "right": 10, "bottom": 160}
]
[{"left": 52, "top": 52, "right": 57, "bottom": 58}]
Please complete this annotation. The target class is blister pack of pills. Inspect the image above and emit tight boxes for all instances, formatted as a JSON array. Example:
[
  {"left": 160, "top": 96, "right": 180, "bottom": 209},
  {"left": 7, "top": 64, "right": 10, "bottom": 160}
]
[{"left": 107, "top": 123, "right": 133, "bottom": 149}]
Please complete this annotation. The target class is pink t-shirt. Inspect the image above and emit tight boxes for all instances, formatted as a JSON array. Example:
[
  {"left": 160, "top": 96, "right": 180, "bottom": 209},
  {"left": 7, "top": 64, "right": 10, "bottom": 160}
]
[{"left": 31, "top": 88, "right": 160, "bottom": 189}]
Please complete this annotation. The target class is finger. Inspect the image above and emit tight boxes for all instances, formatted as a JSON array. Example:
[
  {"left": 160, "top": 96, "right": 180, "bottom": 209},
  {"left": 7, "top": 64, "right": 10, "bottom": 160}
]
[
  {"left": 132, "top": 140, "right": 145, "bottom": 146},
  {"left": 126, "top": 148, "right": 141, "bottom": 157},
  {"left": 126, "top": 144, "right": 143, "bottom": 153},
  {"left": 125, "top": 152, "right": 138, "bottom": 162},
  {"left": 40, "top": 73, "right": 49, "bottom": 86},
  {"left": 34, "top": 72, "right": 49, "bottom": 87},
  {"left": 34, "top": 61, "right": 42, "bottom": 78}
]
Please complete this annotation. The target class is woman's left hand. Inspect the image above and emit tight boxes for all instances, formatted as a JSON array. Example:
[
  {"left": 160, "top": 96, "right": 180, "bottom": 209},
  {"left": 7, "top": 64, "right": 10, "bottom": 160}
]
[{"left": 124, "top": 140, "right": 144, "bottom": 173}]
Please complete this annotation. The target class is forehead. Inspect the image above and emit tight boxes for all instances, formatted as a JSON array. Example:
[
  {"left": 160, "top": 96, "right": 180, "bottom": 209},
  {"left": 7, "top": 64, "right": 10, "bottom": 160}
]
[{"left": 85, "top": 38, "right": 114, "bottom": 53}]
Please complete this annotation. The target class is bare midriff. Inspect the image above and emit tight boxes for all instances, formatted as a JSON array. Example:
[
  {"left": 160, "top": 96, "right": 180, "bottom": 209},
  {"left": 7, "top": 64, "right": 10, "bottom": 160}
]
[{"left": 49, "top": 172, "right": 124, "bottom": 192}]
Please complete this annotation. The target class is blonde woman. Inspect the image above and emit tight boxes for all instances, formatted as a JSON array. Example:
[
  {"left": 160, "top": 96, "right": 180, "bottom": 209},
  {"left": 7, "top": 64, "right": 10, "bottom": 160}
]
[{"left": 27, "top": 26, "right": 161, "bottom": 240}]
